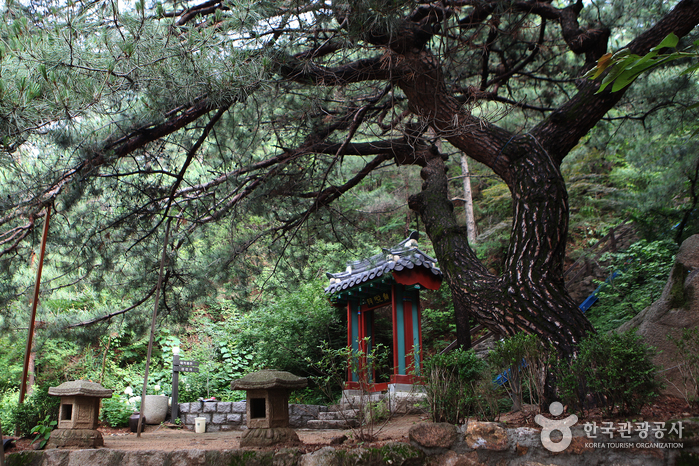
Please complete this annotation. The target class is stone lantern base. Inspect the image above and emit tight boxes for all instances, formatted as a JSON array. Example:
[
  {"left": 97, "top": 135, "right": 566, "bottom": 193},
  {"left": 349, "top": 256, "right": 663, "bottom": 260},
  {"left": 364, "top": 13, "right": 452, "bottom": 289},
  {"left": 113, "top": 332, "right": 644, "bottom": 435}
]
[
  {"left": 239, "top": 427, "right": 300, "bottom": 447},
  {"left": 46, "top": 428, "right": 104, "bottom": 448}
]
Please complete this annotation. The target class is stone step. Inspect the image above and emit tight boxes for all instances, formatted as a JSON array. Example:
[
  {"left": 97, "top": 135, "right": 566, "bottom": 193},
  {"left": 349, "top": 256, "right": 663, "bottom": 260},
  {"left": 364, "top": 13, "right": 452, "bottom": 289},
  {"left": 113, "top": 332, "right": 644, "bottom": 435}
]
[
  {"left": 306, "top": 419, "right": 359, "bottom": 429},
  {"left": 318, "top": 409, "right": 359, "bottom": 421}
]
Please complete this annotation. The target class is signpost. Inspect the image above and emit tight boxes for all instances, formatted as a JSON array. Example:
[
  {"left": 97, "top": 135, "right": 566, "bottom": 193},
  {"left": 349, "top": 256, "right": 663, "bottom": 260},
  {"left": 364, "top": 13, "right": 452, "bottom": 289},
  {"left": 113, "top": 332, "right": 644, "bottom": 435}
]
[{"left": 171, "top": 351, "right": 199, "bottom": 422}]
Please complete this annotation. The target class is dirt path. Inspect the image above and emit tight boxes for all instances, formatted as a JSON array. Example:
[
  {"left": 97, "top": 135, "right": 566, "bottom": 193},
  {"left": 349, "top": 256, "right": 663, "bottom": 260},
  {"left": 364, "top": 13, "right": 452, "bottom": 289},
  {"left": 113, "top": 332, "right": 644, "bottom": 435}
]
[{"left": 98, "top": 414, "right": 427, "bottom": 452}]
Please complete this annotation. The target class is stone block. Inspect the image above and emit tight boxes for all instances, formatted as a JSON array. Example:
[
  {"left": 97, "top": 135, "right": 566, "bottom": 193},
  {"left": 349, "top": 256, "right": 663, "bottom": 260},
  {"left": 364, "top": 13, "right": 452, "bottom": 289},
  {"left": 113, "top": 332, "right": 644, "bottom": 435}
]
[
  {"left": 212, "top": 413, "right": 228, "bottom": 424},
  {"left": 306, "top": 419, "right": 359, "bottom": 429},
  {"left": 188, "top": 402, "right": 203, "bottom": 414},
  {"left": 178, "top": 403, "right": 190, "bottom": 414},
  {"left": 202, "top": 402, "right": 218, "bottom": 413},
  {"left": 289, "top": 415, "right": 307, "bottom": 427},
  {"left": 290, "top": 404, "right": 320, "bottom": 417},
  {"left": 231, "top": 401, "right": 246, "bottom": 413},
  {"left": 217, "top": 401, "right": 232, "bottom": 413},
  {"left": 227, "top": 413, "right": 242, "bottom": 424}
]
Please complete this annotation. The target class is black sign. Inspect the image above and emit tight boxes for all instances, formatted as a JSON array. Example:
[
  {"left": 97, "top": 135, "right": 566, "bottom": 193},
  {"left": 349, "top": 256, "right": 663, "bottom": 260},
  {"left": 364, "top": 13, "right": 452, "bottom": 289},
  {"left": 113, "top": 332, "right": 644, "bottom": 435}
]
[
  {"left": 175, "top": 366, "right": 199, "bottom": 373},
  {"left": 365, "top": 292, "right": 390, "bottom": 307},
  {"left": 174, "top": 360, "right": 200, "bottom": 373}
]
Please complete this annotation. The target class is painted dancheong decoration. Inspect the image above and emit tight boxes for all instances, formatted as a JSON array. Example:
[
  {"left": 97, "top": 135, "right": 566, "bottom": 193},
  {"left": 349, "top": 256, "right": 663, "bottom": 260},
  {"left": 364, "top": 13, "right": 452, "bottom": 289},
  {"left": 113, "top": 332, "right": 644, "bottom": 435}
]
[{"left": 325, "top": 231, "right": 442, "bottom": 391}]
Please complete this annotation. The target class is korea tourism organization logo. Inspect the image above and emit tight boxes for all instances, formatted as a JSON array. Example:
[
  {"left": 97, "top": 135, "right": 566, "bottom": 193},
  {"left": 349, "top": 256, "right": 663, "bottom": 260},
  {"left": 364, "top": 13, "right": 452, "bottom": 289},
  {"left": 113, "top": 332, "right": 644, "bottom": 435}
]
[
  {"left": 535, "top": 402, "right": 685, "bottom": 452},
  {"left": 534, "top": 402, "right": 578, "bottom": 452}
]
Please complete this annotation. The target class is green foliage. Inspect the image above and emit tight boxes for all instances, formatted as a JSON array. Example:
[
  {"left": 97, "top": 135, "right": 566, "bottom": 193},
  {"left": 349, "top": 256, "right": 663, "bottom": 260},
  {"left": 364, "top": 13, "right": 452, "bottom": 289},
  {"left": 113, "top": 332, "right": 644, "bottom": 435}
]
[
  {"left": 100, "top": 394, "right": 136, "bottom": 428},
  {"left": 422, "top": 348, "right": 488, "bottom": 423},
  {"left": 488, "top": 333, "right": 552, "bottom": 411},
  {"left": 5, "top": 385, "right": 60, "bottom": 437},
  {"left": 556, "top": 331, "right": 662, "bottom": 415},
  {"left": 587, "top": 239, "right": 677, "bottom": 332},
  {"left": 308, "top": 338, "right": 390, "bottom": 441},
  {"left": 238, "top": 281, "right": 345, "bottom": 377},
  {"left": 30, "top": 415, "right": 56, "bottom": 449},
  {"left": 421, "top": 286, "right": 456, "bottom": 350},
  {"left": 667, "top": 327, "right": 699, "bottom": 409}
]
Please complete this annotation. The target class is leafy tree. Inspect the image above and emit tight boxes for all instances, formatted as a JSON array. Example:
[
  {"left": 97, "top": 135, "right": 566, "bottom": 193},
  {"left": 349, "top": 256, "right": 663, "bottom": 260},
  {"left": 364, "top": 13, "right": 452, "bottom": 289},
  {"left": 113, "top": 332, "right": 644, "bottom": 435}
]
[{"left": 0, "top": 0, "right": 698, "bottom": 359}]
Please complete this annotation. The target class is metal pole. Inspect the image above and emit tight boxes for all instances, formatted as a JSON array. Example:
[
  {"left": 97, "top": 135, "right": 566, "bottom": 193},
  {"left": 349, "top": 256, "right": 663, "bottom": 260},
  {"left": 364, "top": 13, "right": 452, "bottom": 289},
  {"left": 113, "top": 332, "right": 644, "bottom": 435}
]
[
  {"left": 19, "top": 205, "right": 51, "bottom": 404},
  {"left": 137, "top": 219, "right": 171, "bottom": 437},
  {"left": 171, "top": 353, "right": 179, "bottom": 422}
]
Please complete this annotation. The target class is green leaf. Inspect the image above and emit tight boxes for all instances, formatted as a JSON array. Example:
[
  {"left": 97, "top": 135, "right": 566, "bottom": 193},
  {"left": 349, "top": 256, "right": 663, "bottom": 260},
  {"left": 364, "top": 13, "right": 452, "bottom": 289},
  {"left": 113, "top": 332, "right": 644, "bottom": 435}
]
[{"left": 651, "top": 32, "right": 679, "bottom": 51}]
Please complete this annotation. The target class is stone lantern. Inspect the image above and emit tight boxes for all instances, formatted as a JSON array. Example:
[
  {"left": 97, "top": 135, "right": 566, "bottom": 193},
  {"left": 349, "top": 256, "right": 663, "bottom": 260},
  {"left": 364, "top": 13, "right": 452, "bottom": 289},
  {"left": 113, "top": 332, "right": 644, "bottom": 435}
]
[
  {"left": 231, "top": 369, "right": 307, "bottom": 447},
  {"left": 46, "top": 380, "right": 113, "bottom": 448}
]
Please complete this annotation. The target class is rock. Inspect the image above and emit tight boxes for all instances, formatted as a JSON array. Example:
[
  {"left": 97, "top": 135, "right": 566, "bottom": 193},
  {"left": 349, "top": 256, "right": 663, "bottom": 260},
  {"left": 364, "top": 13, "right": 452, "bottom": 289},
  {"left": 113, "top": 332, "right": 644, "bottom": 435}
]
[
  {"left": 306, "top": 419, "right": 359, "bottom": 429},
  {"left": 329, "top": 434, "right": 347, "bottom": 445},
  {"left": 299, "top": 446, "right": 340, "bottom": 466},
  {"left": 239, "top": 427, "right": 300, "bottom": 447},
  {"left": 618, "top": 234, "right": 699, "bottom": 397},
  {"left": 464, "top": 422, "right": 508, "bottom": 451},
  {"left": 429, "top": 450, "right": 482, "bottom": 465},
  {"left": 408, "top": 422, "right": 458, "bottom": 449}
]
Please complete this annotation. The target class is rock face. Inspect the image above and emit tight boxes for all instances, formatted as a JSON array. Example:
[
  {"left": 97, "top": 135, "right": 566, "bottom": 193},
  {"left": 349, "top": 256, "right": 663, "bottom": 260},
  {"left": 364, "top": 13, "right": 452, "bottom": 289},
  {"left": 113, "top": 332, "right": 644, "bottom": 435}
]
[
  {"left": 408, "top": 422, "right": 458, "bottom": 449},
  {"left": 618, "top": 234, "right": 699, "bottom": 398}
]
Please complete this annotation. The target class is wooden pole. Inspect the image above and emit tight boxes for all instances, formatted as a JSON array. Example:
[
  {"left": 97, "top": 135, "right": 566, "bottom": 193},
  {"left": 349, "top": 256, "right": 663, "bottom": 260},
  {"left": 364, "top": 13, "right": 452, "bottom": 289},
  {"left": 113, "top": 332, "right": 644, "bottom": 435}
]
[
  {"left": 460, "top": 154, "right": 477, "bottom": 243},
  {"left": 137, "top": 219, "right": 171, "bottom": 437},
  {"left": 1, "top": 418, "right": 5, "bottom": 466},
  {"left": 171, "top": 353, "right": 179, "bottom": 422},
  {"left": 19, "top": 205, "right": 51, "bottom": 404}
]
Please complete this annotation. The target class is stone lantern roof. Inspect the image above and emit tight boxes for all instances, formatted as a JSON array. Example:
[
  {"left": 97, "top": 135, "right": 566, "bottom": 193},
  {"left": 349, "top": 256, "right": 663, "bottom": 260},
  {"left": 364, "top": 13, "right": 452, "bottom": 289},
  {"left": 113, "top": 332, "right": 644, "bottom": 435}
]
[
  {"left": 231, "top": 370, "right": 307, "bottom": 391},
  {"left": 48, "top": 380, "right": 113, "bottom": 398}
]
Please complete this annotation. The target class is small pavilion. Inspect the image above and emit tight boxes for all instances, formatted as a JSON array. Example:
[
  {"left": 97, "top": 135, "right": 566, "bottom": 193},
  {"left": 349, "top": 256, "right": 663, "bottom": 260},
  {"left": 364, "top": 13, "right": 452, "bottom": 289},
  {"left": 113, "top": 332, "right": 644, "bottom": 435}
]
[{"left": 325, "top": 232, "right": 442, "bottom": 392}]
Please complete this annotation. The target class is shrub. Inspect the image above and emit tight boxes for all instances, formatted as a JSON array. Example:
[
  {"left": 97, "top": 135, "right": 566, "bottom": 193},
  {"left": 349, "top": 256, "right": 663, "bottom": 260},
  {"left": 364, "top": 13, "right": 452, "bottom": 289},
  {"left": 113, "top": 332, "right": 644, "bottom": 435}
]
[
  {"left": 100, "top": 394, "right": 136, "bottom": 427},
  {"left": 423, "top": 348, "right": 487, "bottom": 424},
  {"left": 6, "top": 385, "right": 60, "bottom": 437},
  {"left": 587, "top": 239, "right": 677, "bottom": 332},
  {"left": 488, "top": 333, "right": 552, "bottom": 411},
  {"left": 556, "top": 330, "right": 662, "bottom": 415},
  {"left": 667, "top": 327, "right": 699, "bottom": 410}
]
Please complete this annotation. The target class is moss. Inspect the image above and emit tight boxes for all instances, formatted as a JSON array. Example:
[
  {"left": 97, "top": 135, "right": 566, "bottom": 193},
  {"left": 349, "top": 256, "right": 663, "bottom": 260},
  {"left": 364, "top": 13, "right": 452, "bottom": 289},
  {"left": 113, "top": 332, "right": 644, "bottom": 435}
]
[
  {"left": 227, "top": 450, "right": 274, "bottom": 466},
  {"left": 5, "top": 451, "right": 42, "bottom": 466},
  {"left": 668, "top": 263, "right": 689, "bottom": 309}
]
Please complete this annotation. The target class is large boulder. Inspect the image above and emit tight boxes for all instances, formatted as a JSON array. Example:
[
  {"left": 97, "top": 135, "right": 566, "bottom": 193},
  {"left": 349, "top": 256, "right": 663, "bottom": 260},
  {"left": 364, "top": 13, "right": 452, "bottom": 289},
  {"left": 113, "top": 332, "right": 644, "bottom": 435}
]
[
  {"left": 408, "top": 422, "right": 458, "bottom": 449},
  {"left": 618, "top": 234, "right": 699, "bottom": 398}
]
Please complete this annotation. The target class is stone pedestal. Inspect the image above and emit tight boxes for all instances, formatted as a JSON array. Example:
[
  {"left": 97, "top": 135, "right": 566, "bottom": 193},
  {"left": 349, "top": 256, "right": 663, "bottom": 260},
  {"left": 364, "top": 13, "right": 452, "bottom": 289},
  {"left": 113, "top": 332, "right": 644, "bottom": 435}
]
[
  {"left": 239, "top": 427, "right": 300, "bottom": 447},
  {"left": 46, "top": 429, "right": 104, "bottom": 449}
]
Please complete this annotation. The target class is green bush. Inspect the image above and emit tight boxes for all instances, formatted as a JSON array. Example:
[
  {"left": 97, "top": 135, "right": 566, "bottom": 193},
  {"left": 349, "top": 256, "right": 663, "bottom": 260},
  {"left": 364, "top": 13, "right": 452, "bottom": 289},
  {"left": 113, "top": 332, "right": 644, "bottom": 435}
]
[
  {"left": 6, "top": 385, "right": 60, "bottom": 437},
  {"left": 556, "top": 330, "right": 662, "bottom": 415},
  {"left": 489, "top": 333, "right": 552, "bottom": 411},
  {"left": 100, "top": 394, "right": 136, "bottom": 427},
  {"left": 587, "top": 239, "right": 677, "bottom": 332},
  {"left": 667, "top": 327, "right": 699, "bottom": 409},
  {"left": 423, "top": 348, "right": 487, "bottom": 424}
]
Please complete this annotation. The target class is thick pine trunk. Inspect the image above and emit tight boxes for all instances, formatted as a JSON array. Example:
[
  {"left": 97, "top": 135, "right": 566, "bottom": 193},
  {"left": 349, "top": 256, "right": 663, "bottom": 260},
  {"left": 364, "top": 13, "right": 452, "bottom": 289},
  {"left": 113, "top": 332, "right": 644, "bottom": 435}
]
[
  {"left": 399, "top": 51, "right": 593, "bottom": 356},
  {"left": 409, "top": 141, "right": 593, "bottom": 356}
]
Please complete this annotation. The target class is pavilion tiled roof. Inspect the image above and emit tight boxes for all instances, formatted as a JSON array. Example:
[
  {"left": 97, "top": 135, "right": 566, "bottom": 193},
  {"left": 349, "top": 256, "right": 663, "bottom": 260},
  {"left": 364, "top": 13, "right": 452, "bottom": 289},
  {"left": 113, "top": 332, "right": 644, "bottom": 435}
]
[{"left": 324, "top": 231, "right": 442, "bottom": 295}]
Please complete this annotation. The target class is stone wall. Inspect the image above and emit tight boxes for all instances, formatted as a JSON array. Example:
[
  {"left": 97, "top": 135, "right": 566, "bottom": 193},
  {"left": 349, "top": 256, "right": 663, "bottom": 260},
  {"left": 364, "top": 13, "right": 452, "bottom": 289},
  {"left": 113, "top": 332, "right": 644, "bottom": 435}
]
[{"left": 177, "top": 401, "right": 327, "bottom": 431}]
